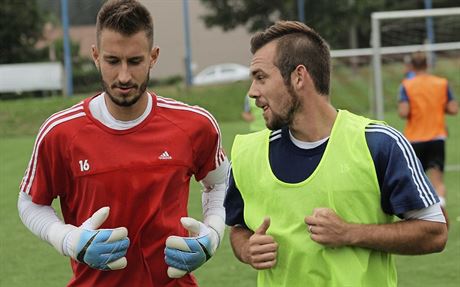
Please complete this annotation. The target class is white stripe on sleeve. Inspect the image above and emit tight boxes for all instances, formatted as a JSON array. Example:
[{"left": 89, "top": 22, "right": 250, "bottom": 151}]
[{"left": 366, "top": 125, "right": 436, "bottom": 207}]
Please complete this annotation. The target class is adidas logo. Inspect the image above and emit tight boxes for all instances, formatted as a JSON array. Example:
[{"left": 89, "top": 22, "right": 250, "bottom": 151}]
[{"left": 158, "top": 151, "right": 172, "bottom": 160}]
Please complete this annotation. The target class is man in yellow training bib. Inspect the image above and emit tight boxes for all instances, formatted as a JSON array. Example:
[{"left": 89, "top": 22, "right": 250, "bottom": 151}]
[{"left": 224, "top": 21, "right": 448, "bottom": 287}]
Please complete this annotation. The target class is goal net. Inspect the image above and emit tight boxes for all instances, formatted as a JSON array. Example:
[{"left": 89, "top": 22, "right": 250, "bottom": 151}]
[
  {"left": 327, "top": 8, "right": 460, "bottom": 119},
  {"left": 371, "top": 7, "right": 460, "bottom": 119}
]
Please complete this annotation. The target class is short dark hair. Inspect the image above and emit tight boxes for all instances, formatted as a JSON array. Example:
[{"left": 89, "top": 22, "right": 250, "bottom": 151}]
[
  {"left": 410, "top": 52, "right": 427, "bottom": 70},
  {"left": 96, "top": 0, "right": 153, "bottom": 48},
  {"left": 250, "top": 21, "right": 330, "bottom": 95}
]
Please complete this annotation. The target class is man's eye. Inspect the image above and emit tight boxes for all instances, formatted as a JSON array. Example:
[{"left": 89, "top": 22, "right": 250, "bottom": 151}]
[
  {"left": 129, "top": 59, "right": 142, "bottom": 65},
  {"left": 106, "top": 59, "right": 119, "bottom": 65}
]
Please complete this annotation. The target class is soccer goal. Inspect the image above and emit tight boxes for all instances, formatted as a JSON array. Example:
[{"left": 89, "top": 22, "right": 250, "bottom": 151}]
[{"left": 371, "top": 7, "right": 460, "bottom": 119}]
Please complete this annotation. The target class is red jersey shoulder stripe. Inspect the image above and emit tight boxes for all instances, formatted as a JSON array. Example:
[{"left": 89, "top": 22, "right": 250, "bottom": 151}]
[
  {"left": 156, "top": 96, "right": 225, "bottom": 167},
  {"left": 34, "top": 101, "right": 84, "bottom": 136},
  {"left": 156, "top": 96, "right": 221, "bottom": 134},
  {"left": 20, "top": 103, "right": 86, "bottom": 194}
]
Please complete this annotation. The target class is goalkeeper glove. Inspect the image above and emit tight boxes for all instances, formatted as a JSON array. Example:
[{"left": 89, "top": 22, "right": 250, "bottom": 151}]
[
  {"left": 164, "top": 217, "right": 220, "bottom": 278},
  {"left": 60, "top": 207, "right": 130, "bottom": 270}
]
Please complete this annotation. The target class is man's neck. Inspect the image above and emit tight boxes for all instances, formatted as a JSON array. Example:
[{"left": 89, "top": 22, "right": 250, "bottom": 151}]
[
  {"left": 289, "top": 97, "right": 337, "bottom": 142},
  {"left": 414, "top": 70, "right": 428, "bottom": 76}
]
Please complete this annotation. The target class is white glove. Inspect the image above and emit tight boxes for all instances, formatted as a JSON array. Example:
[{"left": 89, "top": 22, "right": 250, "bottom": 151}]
[
  {"left": 62, "top": 207, "right": 130, "bottom": 270},
  {"left": 164, "top": 217, "right": 220, "bottom": 278}
]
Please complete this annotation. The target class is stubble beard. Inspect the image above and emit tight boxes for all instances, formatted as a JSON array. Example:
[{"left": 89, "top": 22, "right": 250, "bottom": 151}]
[
  {"left": 266, "top": 83, "right": 301, "bottom": 130},
  {"left": 101, "top": 71, "right": 150, "bottom": 107}
]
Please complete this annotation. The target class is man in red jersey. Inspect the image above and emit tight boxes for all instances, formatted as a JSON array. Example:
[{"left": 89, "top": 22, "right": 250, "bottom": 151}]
[{"left": 17, "top": 1, "right": 228, "bottom": 286}]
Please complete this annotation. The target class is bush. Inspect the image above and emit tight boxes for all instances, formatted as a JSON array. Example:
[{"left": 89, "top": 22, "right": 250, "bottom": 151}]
[
  {"left": 150, "top": 75, "right": 183, "bottom": 87},
  {"left": 73, "top": 60, "right": 101, "bottom": 94}
]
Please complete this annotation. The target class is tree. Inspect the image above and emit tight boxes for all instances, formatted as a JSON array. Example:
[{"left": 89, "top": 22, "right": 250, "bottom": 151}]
[
  {"left": 0, "top": 0, "right": 46, "bottom": 64},
  {"left": 37, "top": 0, "right": 105, "bottom": 26},
  {"left": 199, "top": 0, "right": 460, "bottom": 49}
]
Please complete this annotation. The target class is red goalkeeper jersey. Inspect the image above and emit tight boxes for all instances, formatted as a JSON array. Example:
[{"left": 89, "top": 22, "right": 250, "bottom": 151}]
[{"left": 20, "top": 93, "right": 225, "bottom": 287}]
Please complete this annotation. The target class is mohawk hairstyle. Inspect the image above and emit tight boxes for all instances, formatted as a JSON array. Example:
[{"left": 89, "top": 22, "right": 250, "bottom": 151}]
[{"left": 250, "top": 21, "right": 331, "bottom": 95}]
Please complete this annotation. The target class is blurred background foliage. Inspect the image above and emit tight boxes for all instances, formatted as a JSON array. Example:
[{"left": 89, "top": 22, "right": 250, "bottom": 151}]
[{"left": 1, "top": 0, "right": 458, "bottom": 97}]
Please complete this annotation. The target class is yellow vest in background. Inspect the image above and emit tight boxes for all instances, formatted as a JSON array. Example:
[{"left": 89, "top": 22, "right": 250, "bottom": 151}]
[{"left": 248, "top": 96, "right": 266, "bottom": 132}]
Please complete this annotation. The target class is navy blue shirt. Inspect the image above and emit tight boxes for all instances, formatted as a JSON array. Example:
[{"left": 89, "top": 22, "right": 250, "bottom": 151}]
[{"left": 224, "top": 124, "right": 438, "bottom": 228}]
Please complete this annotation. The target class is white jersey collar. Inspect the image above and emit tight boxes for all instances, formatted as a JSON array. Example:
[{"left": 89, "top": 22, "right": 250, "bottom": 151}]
[
  {"left": 89, "top": 92, "right": 152, "bottom": 130},
  {"left": 288, "top": 129, "right": 329, "bottom": 149}
]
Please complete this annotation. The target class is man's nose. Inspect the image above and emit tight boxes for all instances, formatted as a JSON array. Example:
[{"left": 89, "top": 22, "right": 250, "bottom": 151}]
[
  {"left": 118, "top": 63, "right": 132, "bottom": 84},
  {"left": 248, "top": 80, "right": 260, "bottom": 99}
]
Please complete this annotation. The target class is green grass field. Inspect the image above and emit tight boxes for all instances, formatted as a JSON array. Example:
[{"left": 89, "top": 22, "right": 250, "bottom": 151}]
[{"left": 1, "top": 58, "right": 459, "bottom": 286}]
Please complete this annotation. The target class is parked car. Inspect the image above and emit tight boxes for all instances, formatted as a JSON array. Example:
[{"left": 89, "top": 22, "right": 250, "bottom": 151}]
[{"left": 192, "top": 63, "right": 250, "bottom": 86}]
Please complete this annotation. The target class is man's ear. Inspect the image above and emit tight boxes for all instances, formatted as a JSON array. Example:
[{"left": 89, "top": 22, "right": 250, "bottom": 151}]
[
  {"left": 91, "top": 45, "right": 100, "bottom": 71},
  {"left": 150, "top": 46, "right": 160, "bottom": 69},
  {"left": 291, "top": 64, "right": 309, "bottom": 90}
]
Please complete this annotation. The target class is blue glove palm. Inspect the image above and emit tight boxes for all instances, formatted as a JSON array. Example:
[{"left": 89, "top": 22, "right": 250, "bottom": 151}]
[
  {"left": 164, "top": 217, "right": 218, "bottom": 278},
  {"left": 65, "top": 207, "right": 130, "bottom": 271}
]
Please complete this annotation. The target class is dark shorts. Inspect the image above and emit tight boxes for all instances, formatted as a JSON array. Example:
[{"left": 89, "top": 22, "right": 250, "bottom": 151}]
[{"left": 411, "top": 140, "right": 445, "bottom": 172}]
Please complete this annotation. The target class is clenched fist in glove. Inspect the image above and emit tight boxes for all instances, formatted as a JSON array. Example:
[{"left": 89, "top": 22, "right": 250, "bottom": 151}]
[
  {"left": 164, "top": 216, "right": 222, "bottom": 278},
  {"left": 50, "top": 207, "right": 130, "bottom": 270}
]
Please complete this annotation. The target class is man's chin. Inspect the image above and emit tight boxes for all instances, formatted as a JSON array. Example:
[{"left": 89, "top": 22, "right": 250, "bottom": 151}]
[
  {"left": 115, "top": 100, "right": 135, "bottom": 107},
  {"left": 108, "top": 93, "right": 141, "bottom": 107},
  {"left": 267, "top": 117, "right": 289, "bottom": 131}
]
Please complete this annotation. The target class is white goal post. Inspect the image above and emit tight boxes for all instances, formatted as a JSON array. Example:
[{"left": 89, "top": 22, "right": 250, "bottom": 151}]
[{"left": 371, "top": 7, "right": 460, "bottom": 120}]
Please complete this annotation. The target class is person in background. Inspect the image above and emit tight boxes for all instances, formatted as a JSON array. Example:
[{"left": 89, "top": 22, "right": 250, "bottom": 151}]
[
  {"left": 241, "top": 93, "right": 266, "bottom": 132},
  {"left": 403, "top": 54, "right": 416, "bottom": 79},
  {"left": 398, "top": 51, "right": 458, "bottom": 212},
  {"left": 17, "top": 1, "right": 228, "bottom": 286},
  {"left": 224, "top": 20, "right": 447, "bottom": 287}
]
